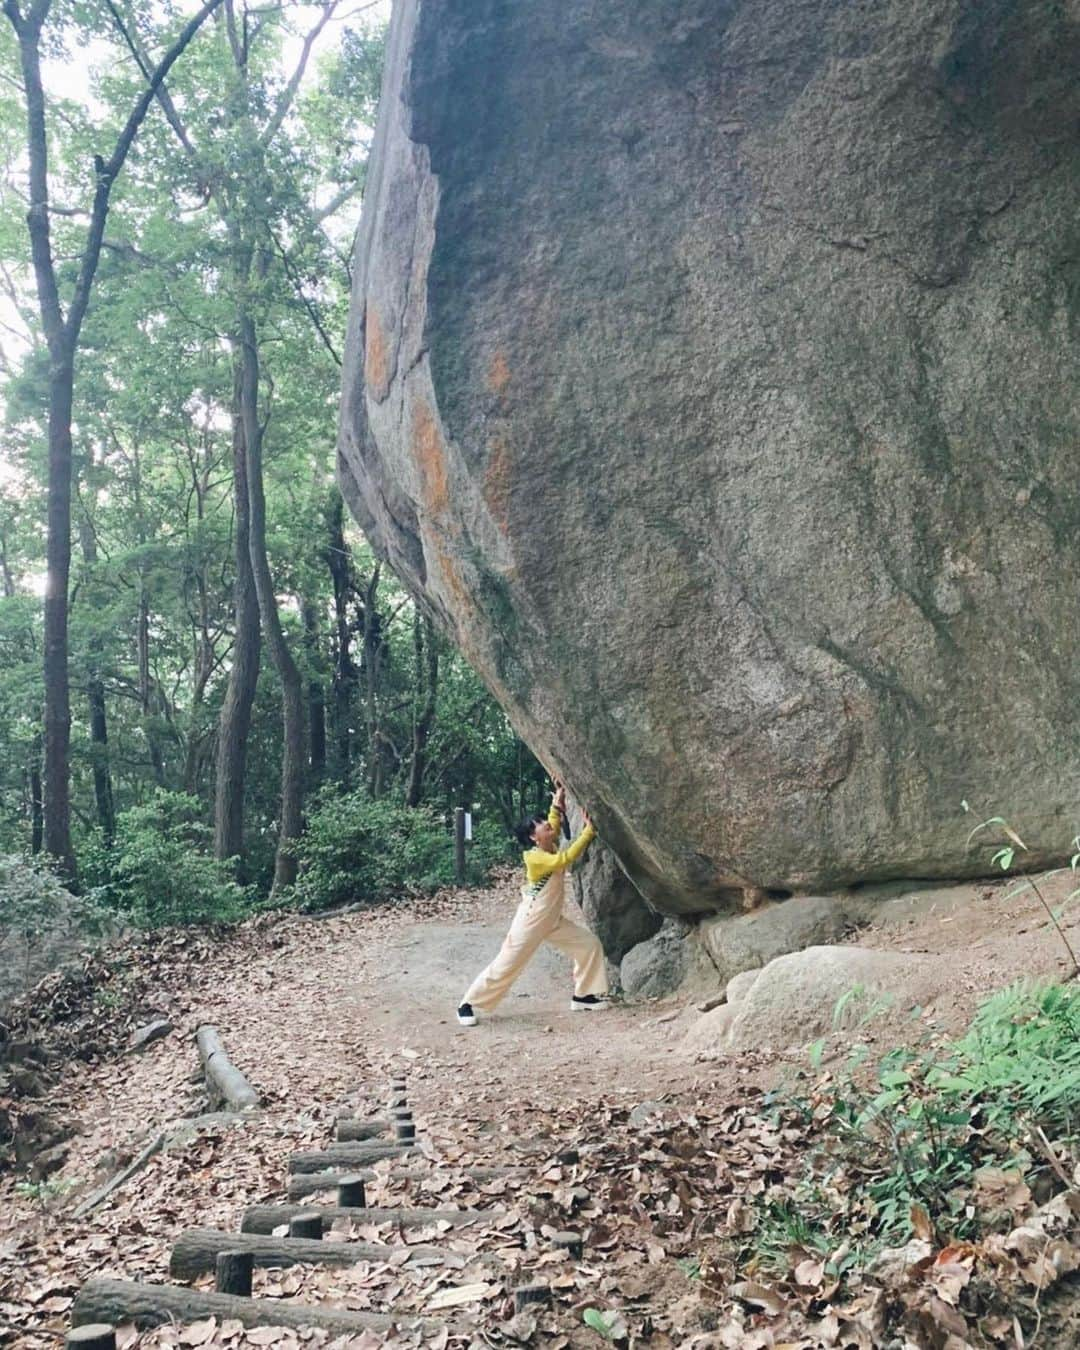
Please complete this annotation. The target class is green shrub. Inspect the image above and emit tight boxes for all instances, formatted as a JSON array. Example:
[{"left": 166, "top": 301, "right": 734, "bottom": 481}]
[
  {"left": 753, "top": 979, "right": 1080, "bottom": 1271},
  {"left": 0, "top": 854, "right": 110, "bottom": 1001},
  {"left": 82, "top": 791, "right": 253, "bottom": 928},
  {"left": 468, "top": 815, "right": 517, "bottom": 875},
  {"left": 288, "top": 791, "right": 511, "bottom": 912}
]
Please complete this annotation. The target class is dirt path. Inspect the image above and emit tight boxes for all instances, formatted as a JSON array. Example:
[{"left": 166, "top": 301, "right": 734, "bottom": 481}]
[
  {"left": 5, "top": 869, "right": 1080, "bottom": 1347},
  {"left": 1, "top": 879, "right": 737, "bottom": 1348}
]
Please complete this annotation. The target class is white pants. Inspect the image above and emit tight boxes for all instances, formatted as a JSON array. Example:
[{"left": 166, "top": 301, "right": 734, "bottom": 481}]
[{"left": 463, "top": 874, "right": 608, "bottom": 1012}]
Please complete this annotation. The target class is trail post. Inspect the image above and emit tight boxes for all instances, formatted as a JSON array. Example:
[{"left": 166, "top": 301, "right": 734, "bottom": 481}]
[{"left": 454, "top": 807, "right": 466, "bottom": 884}]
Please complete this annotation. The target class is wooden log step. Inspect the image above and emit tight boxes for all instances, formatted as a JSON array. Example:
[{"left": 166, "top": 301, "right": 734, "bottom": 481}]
[
  {"left": 289, "top": 1142, "right": 412, "bottom": 1173},
  {"left": 289, "top": 1211, "right": 323, "bottom": 1240},
  {"left": 241, "top": 1203, "right": 501, "bottom": 1234},
  {"left": 195, "top": 1026, "right": 259, "bottom": 1112},
  {"left": 287, "top": 1165, "right": 523, "bottom": 1200},
  {"left": 216, "top": 1249, "right": 253, "bottom": 1296},
  {"left": 335, "top": 1117, "right": 390, "bottom": 1142},
  {"left": 71, "top": 1278, "right": 444, "bottom": 1336},
  {"left": 288, "top": 1167, "right": 374, "bottom": 1198},
  {"left": 67, "top": 1328, "right": 116, "bottom": 1350},
  {"left": 169, "top": 1227, "right": 495, "bottom": 1281}
]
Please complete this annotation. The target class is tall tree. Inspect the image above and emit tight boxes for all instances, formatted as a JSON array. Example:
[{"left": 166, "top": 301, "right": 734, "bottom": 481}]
[
  {"left": 404, "top": 612, "right": 438, "bottom": 808},
  {"left": 1, "top": 0, "right": 223, "bottom": 874},
  {"left": 75, "top": 446, "right": 115, "bottom": 840},
  {"left": 214, "top": 370, "right": 261, "bottom": 861},
  {"left": 325, "top": 488, "right": 357, "bottom": 783}
]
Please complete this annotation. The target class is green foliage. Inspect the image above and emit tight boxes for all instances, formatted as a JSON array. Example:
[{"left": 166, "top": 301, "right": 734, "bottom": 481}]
[
  {"left": 0, "top": 852, "right": 80, "bottom": 929},
  {"left": 582, "top": 1308, "right": 623, "bottom": 1340},
  {"left": 0, "top": 4, "right": 543, "bottom": 917},
  {"left": 0, "top": 852, "right": 109, "bottom": 981},
  {"left": 963, "top": 805, "right": 1080, "bottom": 976},
  {"left": 947, "top": 980, "right": 1080, "bottom": 1137},
  {"left": 14, "top": 1177, "right": 76, "bottom": 1208},
  {"left": 288, "top": 790, "right": 512, "bottom": 913},
  {"left": 753, "top": 980, "right": 1080, "bottom": 1271},
  {"left": 82, "top": 791, "right": 253, "bottom": 928}
]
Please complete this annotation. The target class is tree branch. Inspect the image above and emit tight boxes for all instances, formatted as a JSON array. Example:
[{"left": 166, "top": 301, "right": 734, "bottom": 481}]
[
  {"left": 8, "top": 0, "right": 65, "bottom": 351},
  {"left": 266, "top": 225, "right": 341, "bottom": 365},
  {"left": 313, "top": 177, "right": 362, "bottom": 226},
  {"left": 102, "top": 0, "right": 200, "bottom": 159},
  {"left": 224, "top": 0, "right": 244, "bottom": 68},
  {"left": 65, "top": 0, "right": 226, "bottom": 345},
  {"left": 259, "top": 1, "right": 338, "bottom": 149}
]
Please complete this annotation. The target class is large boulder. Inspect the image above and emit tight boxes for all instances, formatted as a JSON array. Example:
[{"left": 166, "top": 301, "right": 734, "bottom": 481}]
[
  {"left": 569, "top": 840, "right": 662, "bottom": 964},
  {"left": 339, "top": 0, "right": 1080, "bottom": 917}
]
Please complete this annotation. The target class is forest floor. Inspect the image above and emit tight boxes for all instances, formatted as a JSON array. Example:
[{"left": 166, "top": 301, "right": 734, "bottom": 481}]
[{"left": 4, "top": 872, "right": 1080, "bottom": 1348}]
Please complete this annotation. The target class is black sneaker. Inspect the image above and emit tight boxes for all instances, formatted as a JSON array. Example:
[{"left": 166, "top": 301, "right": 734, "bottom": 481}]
[
  {"left": 457, "top": 1002, "right": 478, "bottom": 1027},
  {"left": 571, "top": 994, "right": 610, "bottom": 1013}
]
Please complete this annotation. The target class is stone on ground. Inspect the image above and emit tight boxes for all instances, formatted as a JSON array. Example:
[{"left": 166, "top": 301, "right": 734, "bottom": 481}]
[
  {"left": 684, "top": 946, "right": 939, "bottom": 1056},
  {"left": 569, "top": 842, "right": 661, "bottom": 964},
  {"left": 724, "top": 969, "right": 761, "bottom": 1007},
  {"left": 620, "top": 921, "right": 692, "bottom": 998},
  {"left": 129, "top": 1020, "right": 175, "bottom": 1053},
  {"left": 698, "top": 897, "right": 866, "bottom": 987}
]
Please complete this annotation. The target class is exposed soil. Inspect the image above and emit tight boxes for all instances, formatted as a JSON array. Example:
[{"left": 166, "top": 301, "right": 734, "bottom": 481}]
[{"left": 3, "top": 868, "right": 1080, "bottom": 1347}]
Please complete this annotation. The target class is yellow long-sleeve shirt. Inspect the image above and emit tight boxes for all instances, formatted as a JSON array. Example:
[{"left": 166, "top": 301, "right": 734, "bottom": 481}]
[{"left": 522, "top": 805, "right": 596, "bottom": 892}]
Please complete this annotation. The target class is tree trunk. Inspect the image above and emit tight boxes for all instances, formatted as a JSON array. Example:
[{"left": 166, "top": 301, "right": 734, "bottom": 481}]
[
  {"left": 325, "top": 491, "right": 354, "bottom": 784},
  {"left": 404, "top": 614, "right": 438, "bottom": 808},
  {"left": 86, "top": 678, "right": 114, "bottom": 840},
  {"left": 0, "top": 531, "right": 14, "bottom": 597},
  {"left": 136, "top": 581, "right": 166, "bottom": 786},
  {"left": 42, "top": 357, "right": 76, "bottom": 875},
  {"left": 77, "top": 476, "right": 115, "bottom": 841},
  {"left": 237, "top": 308, "right": 304, "bottom": 891},
  {"left": 29, "top": 732, "right": 43, "bottom": 855},
  {"left": 184, "top": 447, "right": 216, "bottom": 794},
  {"left": 301, "top": 595, "right": 326, "bottom": 785},
  {"left": 129, "top": 442, "right": 166, "bottom": 789},
  {"left": 361, "top": 565, "right": 385, "bottom": 798},
  {"left": 196, "top": 1024, "right": 260, "bottom": 1111},
  {"left": 7, "top": 0, "right": 225, "bottom": 881},
  {"left": 213, "top": 367, "right": 261, "bottom": 863}
]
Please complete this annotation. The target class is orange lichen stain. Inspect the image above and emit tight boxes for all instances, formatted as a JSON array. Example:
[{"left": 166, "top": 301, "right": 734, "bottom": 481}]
[
  {"left": 365, "top": 306, "right": 390, "bottom": 400},
  {"left": 487, "top": 350, "right": 511, "bottom": 396},
  {"left": 436, "top": 548, "right": 473, "bottom": 619},
  {"left": 412, "top": 398, "right": 449, "bottom": 517},
  {"left": 482, "top": 434, "right": 513, "bottom": 537},
  {"left": 431, "top": 544, "right": 513, "bottom": 705}
]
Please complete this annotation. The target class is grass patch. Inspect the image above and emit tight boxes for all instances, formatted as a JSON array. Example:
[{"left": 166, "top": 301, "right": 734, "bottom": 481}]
[{"left": 743, "top": 980, "right": 1080, "bottom": 1276}]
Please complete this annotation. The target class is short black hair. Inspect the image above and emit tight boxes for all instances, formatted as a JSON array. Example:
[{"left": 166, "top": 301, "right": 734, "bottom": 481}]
[{"left": 514, "top": 814, "right": 545, "bottom": 849}]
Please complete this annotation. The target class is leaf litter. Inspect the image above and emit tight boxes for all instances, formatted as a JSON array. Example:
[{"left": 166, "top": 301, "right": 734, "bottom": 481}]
[{"left": 4, "top": 880, "right": 1080, "bottom": 1346}]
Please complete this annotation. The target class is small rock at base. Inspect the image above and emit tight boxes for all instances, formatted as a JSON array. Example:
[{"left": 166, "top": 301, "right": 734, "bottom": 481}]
[
  {"left": 629, "top": 1100, "right": 666, "bottom": 1127},
  {"left": 30, "top": 1140, "right": 70, "bottom": 1180},
  {"left": 129, "top": 1019, "right": 174, "bottom": 1052}
]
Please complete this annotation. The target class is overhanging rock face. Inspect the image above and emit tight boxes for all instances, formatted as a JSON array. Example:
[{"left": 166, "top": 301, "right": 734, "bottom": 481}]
[{"left": 339, "top": 0, "right": 1080, "bottom": 917}]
